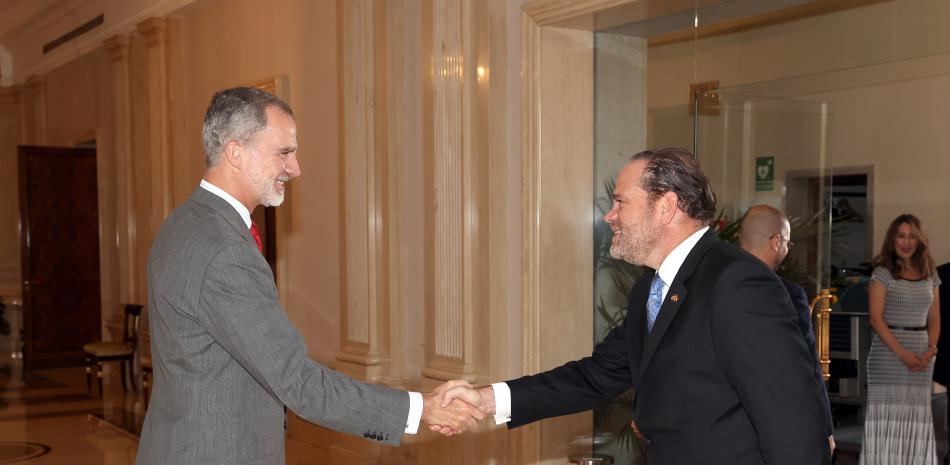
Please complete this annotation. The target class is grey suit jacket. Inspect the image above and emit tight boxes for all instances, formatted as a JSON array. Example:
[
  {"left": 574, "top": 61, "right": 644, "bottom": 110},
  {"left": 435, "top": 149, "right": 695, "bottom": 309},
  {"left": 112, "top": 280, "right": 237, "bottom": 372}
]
[{"left": 136, "top": 187, "right": 409, "bottom": 465}]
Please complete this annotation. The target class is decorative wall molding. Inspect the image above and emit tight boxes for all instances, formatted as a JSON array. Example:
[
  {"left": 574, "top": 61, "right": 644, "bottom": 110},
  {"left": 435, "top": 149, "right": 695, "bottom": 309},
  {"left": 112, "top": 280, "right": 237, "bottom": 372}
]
[
  {"left": 421, "top": 0, "right": 478, "bottom": 384},
  {"left": 24, "top": 75, "right": 47, "bottom": 145},
  {"left": 136, "top": 17, "right": 174, "bottom": 231},
  {"left": 15, "top": 85, "right": 29, "bottom": 144},
  {"left": 0, "top": 87, "right": 18, "bottom": 104},
  {"left": 523, "top": 0, "right": 630, "bottom": 26},
  {"left": 338, "top": 0, "right": 389, "bottom": 382},
  {"left": 103, "top": 34, "right": 138, "bottom": 307}
]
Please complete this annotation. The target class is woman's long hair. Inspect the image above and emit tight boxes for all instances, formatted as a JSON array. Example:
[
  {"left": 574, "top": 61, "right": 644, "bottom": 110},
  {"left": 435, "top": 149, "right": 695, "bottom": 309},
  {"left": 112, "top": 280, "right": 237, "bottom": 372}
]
[{"left": 873, "top": 214, "right": 935, "bottom": 280}]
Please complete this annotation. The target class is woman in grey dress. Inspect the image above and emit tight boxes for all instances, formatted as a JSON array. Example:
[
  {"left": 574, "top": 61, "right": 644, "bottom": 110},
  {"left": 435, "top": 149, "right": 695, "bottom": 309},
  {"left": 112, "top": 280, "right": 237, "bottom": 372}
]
[{"left": 861, "top": 214, "right": 942, "bottom": 465}]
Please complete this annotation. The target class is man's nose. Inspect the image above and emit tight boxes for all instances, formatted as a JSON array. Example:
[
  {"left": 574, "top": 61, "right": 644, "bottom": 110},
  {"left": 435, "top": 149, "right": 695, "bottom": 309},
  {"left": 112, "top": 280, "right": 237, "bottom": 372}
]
[{"left": 285, "top": 154, "right": 301, "bottom": 178}]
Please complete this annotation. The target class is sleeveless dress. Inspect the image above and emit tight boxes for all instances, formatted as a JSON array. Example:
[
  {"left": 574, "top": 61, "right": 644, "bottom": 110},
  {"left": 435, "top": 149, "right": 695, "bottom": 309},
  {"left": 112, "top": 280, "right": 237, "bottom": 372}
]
[{"left": 860, "top": 266, "right": 942, "bottom": 465}]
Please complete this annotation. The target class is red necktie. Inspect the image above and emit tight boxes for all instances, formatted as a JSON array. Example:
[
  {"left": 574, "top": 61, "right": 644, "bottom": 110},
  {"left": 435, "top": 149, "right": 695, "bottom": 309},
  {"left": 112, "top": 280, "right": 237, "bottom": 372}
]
[{"left": 250, "top": 221, "right": 263, "bottom": 253}]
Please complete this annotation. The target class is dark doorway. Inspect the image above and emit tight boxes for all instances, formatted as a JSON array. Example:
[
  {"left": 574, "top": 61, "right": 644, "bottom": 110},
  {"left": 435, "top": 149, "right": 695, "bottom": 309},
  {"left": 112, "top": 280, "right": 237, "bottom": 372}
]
[
  {"left": 785, "top": 168, "right": 874, "bottom": 293},
  {"left": 250, "top": 206, "right": 277, "bottom": 281},
  {"left": 18, "top": 145, "right": 101, "bottom": 373}
]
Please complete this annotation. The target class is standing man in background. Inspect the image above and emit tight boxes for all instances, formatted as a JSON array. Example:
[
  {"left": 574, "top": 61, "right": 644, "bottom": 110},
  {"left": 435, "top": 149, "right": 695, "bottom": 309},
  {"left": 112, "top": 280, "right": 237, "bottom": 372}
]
[
  {"left": 932, "top": 261, "right": 950, "bottom": 453},
  {"left": 137, "top": 87, "right": 482, "bottom": 465},
  {"left": 738, "top": 204, "right": 835, "bottom": 454}
]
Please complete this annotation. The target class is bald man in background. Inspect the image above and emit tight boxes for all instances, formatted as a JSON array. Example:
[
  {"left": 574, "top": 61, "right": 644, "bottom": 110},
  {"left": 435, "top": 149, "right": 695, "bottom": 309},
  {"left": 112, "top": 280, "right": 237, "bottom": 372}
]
[{"left": 739, "top": 205, "right": 835, "bottom": 453}]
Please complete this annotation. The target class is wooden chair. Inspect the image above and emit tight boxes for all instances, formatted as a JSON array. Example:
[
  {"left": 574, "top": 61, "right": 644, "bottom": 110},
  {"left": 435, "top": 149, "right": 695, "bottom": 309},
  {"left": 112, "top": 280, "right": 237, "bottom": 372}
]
[{"left": 83, "top": 304, "right": 143, "bottom": 396}]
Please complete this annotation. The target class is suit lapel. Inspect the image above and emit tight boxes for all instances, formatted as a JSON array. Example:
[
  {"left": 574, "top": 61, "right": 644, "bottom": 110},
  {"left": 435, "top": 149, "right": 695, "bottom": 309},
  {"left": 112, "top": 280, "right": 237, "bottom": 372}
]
[
  {"left": 636, "top": 229, "right": 720, "bottom": 382},
  {"left": 637, "top": 282, "right": 688, "bottom": 381}
]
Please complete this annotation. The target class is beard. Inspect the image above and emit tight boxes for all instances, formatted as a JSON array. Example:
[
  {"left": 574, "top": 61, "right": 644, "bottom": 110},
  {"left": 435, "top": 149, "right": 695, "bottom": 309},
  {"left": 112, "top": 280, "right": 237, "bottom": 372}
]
[
  {"left": 609, "top": 206, "right": 662, "bottom": 266},
  {"left": 248, "top": 167, "right": 289, "bottom": 207}
]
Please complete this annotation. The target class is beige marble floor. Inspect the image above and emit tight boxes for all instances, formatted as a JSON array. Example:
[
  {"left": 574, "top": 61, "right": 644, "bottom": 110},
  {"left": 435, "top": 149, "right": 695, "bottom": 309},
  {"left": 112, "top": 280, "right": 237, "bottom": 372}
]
[
  {"left": 0, "top": 366, "right": 142, "bottom": 465},
  {"left": 0, "top": 302, "right": 142, "bottom": 464},
  {"left": 0, "top": 303, "right": 320, "bottom": 465}
]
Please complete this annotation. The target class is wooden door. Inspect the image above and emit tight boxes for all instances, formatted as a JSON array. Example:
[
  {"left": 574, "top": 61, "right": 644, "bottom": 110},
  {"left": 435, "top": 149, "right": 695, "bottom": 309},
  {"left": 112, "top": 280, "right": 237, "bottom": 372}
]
[
  {"left": 18, "top": 145, "right": 101, "bottom": 372},
  {"left": 250, "top": 206, "right": 277, "bottom": 281}
]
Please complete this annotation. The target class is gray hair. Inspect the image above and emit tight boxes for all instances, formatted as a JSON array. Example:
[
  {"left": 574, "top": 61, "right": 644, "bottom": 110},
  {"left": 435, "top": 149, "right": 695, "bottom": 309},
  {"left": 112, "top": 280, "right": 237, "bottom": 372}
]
[{"left": 201, "top": 87, "right": 294, "bottom": 167}]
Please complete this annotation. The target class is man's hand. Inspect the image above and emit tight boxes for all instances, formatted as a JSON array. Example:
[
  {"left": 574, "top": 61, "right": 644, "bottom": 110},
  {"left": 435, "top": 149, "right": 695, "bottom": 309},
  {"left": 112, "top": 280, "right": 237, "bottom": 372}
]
[
  {"left": 421, "top": 380, "right": 486, "bottom": 436},
  {"left": 427, "top": 384, "right": 496, "bottom": 435}
]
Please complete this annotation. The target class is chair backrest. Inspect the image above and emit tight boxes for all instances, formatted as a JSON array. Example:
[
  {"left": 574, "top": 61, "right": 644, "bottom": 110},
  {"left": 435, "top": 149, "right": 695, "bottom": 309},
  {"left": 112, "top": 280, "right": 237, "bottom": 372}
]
[{"left": 122, "top": 304, "right": 144, "bottom": 346}]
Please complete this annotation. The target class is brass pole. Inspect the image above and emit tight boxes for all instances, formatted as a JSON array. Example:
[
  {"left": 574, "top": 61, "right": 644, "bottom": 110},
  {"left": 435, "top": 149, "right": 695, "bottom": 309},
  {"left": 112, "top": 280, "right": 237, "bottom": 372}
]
[{"left": 810, "top": 288, "right": 837, "bottom": 382}]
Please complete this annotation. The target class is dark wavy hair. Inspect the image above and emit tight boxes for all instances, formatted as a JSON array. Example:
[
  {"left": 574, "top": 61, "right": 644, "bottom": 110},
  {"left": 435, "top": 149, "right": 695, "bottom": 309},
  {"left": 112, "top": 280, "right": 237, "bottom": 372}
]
[
  {"left": 873, "top": 214, "right": 935, "bottom": 280},
  {"left": 630, "top": 147, "right": 717, "bottom": 224}
]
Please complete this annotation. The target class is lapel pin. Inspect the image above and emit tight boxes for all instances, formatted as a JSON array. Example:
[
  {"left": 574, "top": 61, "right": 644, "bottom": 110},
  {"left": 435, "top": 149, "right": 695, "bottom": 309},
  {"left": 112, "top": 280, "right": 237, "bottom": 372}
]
[{"left": 671, "top": 294, "right": 679, "bottom": 303}]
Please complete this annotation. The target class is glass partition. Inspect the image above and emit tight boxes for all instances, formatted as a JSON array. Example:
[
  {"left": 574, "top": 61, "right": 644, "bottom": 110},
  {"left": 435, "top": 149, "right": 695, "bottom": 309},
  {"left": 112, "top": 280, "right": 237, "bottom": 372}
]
[
  {"left": 696, "top": 91, "right": 831, "bottom": 294},
  {"left": 590, "top": 1, "right": 950, "bottom": 463}
]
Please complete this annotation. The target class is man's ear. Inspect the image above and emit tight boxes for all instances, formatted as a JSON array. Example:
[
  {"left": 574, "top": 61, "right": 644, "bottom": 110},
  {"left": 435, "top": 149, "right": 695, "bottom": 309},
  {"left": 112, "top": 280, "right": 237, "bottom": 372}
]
[
  {"left": 223, "top": 140, "right": 244, "bottom": 169},
  {"left": 769, "top": 234, "right": 782, "bottom": 253},
  {"left": 659, "top": 191, "right": 679, "bottom": 225}
]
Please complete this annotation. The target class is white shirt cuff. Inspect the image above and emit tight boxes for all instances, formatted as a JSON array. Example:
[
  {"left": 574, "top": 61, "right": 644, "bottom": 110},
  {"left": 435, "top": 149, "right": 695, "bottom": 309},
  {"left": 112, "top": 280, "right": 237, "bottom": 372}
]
[
  {"left": 491, "top": 382, "right": 512, "bottom": 424},
  {"left": 404, "top": 391, "right": 423, "bottom": 434}
]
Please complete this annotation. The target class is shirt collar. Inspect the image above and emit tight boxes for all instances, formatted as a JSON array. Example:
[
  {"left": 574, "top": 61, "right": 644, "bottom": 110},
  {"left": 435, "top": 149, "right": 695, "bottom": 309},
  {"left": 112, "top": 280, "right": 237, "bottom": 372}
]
[
  {"left": 199, "top": 179, "right": 252, "bottom": 228},
  {"left": 655, "top": 226, "right": 709, "bottom": 289}
]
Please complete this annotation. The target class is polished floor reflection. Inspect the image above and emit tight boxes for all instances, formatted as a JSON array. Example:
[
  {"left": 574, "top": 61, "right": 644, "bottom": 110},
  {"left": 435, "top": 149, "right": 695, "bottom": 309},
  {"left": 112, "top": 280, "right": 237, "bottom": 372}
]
[
  {"left": 0, "top": 303, "right": 324, "bottom": 465},
  {"left": 0, "top": 302, "right": 140, "bottom": 464}
]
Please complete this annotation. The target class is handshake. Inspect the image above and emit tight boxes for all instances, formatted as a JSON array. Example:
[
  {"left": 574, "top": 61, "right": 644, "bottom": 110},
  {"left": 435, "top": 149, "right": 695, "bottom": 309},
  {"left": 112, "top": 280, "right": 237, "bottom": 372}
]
[{"left": 420, "top": 380, "right": 496, "bottom": 436}]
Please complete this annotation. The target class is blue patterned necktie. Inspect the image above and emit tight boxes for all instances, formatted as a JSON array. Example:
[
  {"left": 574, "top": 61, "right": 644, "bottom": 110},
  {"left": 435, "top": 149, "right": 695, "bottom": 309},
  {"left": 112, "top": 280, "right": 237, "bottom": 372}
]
[{"left": 646, "top": 275, "right": 666, "bottom": 333}]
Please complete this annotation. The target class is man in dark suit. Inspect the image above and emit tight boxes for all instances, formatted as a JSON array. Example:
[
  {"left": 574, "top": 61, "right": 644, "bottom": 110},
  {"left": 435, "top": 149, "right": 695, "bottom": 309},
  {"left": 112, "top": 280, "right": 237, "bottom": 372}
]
[
  {"left": 738, "top": 204, "right": 835, "bottom": 453},
  {"left": 933, "top": 262, "right": 950, "bottom": 387},
  {"left": 933, "top": 261, "right": 950, "bottom": 455},
  {"left": 440, "top": 148, "right": 831, "bottom": 464}
]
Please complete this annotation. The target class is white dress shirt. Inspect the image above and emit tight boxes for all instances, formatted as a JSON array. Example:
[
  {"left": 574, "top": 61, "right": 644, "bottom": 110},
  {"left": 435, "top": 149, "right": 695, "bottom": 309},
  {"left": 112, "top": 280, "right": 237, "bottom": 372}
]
[
  {"left": 200, "top": 179, "right": 252, "bottom": 228},
  {"left": 491, "top": 226, "right": 710, "bottom": 424},
  {"left": 198, "top": 180, "right": 424, "bottom": 434}
]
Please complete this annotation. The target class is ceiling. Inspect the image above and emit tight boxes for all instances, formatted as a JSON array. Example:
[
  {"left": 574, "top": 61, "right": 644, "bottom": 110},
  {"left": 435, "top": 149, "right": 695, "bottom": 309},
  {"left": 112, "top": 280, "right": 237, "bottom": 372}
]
[
  {"left": 0, "top": 0, "right": 197, "bottom": 86},
  {"left": 545, "top": 0, "right": 889, "bottom": 42},
  {"left": 0, "top": 0, "right": 70, "bottom": 43},
  {"left": 601, "top": 0, "right": 817, "bottom": 37}
]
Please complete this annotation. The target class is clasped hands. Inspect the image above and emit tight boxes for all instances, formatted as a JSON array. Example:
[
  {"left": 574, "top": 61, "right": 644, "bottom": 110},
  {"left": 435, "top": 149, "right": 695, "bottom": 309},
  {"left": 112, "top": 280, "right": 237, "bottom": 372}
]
[
  {"left": 897, "top": 346, "right": 936, "bottom": 372},
  {"left": 421, "top": 380, "right": 495, "bottom": 436}
]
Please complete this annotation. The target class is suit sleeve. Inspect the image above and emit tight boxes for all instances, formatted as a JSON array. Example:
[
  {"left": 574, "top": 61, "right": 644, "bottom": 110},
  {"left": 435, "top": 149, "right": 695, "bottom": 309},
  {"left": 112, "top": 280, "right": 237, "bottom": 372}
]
[
  {"left": 786, "top": 282, "right": 835, "bottom": 436},
  {"left": 506, "top": 302, "right": 635, "bottom": 428},
  {"left": 197, "top": 243, "right": 409, "bottom": 446},
  {"left": 711, "top": 264, "right": 830, "bottom": 465}
]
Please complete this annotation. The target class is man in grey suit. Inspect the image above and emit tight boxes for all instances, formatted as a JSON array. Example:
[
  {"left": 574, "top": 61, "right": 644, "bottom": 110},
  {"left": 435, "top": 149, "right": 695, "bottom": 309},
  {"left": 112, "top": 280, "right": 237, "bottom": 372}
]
[{"left": 136, "top": 87, "right": 482, "bottom": 465}]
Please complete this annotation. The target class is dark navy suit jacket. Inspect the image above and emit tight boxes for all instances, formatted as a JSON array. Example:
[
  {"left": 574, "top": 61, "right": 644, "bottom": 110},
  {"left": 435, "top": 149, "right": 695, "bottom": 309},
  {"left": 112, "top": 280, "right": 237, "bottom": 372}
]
[
  {"left": 505, "top": 230, "right": 831, "bottom": 465},
  {"left": 782, "top": 277, "right": 834, "bottom": 436},
  {"left": 933, "top": 263, "right": 950, "bottom": 386}
]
